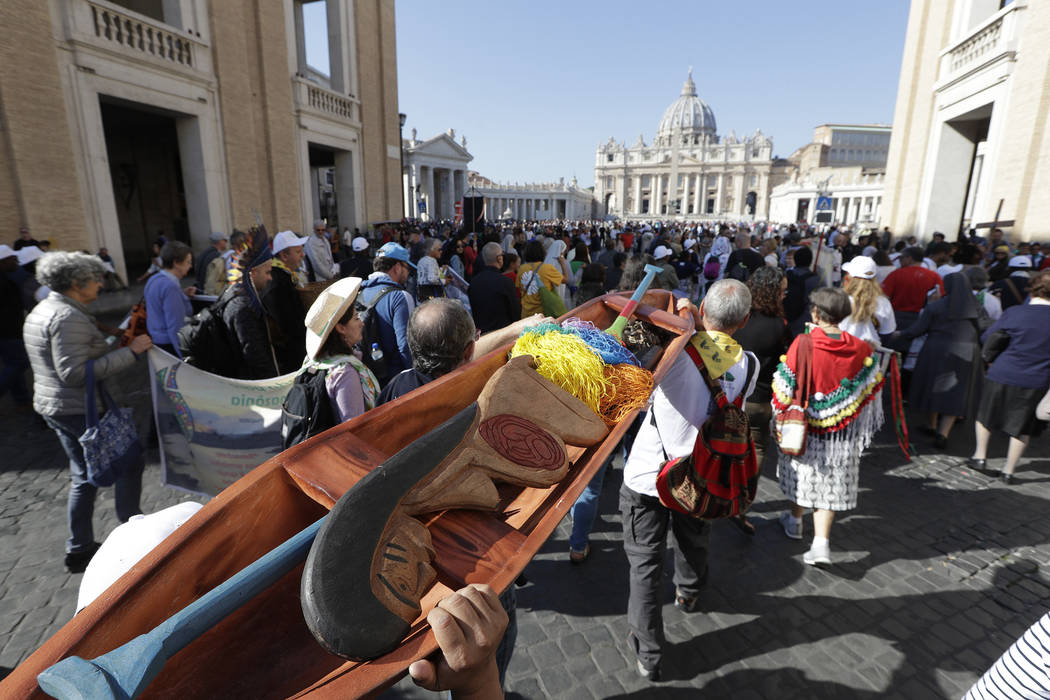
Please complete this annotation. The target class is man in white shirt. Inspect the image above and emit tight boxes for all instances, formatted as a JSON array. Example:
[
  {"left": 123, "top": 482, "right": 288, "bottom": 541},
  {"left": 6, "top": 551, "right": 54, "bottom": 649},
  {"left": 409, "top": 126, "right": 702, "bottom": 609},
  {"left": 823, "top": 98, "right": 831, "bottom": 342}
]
[
  {"left": 304, "top": 218, "right": 336, "bottom": 281},
  {"left": 621, "top": 280, "right": 758, "bottom": 682}
]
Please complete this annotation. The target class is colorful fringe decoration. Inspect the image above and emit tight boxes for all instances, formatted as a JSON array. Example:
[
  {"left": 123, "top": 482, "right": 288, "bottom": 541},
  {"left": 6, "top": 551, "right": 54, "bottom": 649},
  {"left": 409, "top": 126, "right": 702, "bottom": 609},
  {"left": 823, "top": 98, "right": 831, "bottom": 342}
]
[
  {"left": 888, "top": 351, "right": 911, "bottom": 461},
  {"left": 510, "top": 322, "right": 654, "bottom": 423},
  {"left": 510, "top": 328, "right": 609, "bottom": 414},
  {"left": 560, "top": 318, "right": 640, "bottom": 366},
  {"left": 600, "top": 364, "right": 654, "bottom": 425}
]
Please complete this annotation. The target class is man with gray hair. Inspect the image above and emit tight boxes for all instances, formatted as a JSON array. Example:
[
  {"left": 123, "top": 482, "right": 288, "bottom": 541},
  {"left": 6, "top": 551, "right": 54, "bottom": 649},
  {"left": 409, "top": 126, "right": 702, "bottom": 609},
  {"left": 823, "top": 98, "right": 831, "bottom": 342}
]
[
  {"left": 304, "top": 218, "right": 336, "bottom": 282},
  {"left": 467, "top": 241, "right": 520, "bottom": 333},
  {"left": 377, "top": 298, "right": 542, "bottom": 405},
  {"left": 620, "top": 279, "right": 758, "bottom": 682}
]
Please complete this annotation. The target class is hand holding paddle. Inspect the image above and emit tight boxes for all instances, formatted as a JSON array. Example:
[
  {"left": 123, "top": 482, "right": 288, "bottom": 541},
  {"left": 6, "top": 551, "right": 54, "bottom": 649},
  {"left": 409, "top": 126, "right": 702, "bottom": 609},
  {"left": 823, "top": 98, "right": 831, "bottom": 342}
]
[{"left": 409, "top": 583, "right": 507, "bottom": 700}]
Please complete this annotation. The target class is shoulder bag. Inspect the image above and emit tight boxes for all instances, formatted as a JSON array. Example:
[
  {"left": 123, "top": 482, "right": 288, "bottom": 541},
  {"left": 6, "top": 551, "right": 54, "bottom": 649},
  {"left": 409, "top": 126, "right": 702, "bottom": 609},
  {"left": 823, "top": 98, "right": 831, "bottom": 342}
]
[
  {"left": 523, "top": 266, "right": 567, "bottom": 317},
  {"left": 79, "top": 359, "right": 142, "bottom": 487},
  {"left": 774, "top": 333, "right": 813, "bottom": 456}
]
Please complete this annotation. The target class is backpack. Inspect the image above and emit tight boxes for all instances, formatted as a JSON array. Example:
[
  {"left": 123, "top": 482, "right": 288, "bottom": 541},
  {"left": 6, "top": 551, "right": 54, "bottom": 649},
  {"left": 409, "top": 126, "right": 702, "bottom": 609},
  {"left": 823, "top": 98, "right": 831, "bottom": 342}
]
[
  {"left": 176, "top": 290, "right": 239, "bottom": 376},
  {"left": 783, "top": 269, "right": 815, "bottom": 321},
  {"left": 356, "top": 283, "right": 403, "bottom": 382},
  {"left": 654, "top": 346, "right": 757, "bottom": 519},
  {"left": 281, "top": 366, "right": 334, "bottom": 449},
  {"left": 702, "top": 255, "right": 721, "bottom": 281}
]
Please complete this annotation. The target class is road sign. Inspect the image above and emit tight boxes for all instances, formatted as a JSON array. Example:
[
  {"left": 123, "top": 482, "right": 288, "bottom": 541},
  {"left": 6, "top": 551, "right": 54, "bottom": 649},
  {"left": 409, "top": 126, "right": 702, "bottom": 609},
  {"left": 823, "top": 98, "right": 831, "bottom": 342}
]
[
  {"left": 816, "top": 196, "right": 832, "bottom": 211},
  {"left": 814, "top": 211, "right": 833, "bottom": 224}
]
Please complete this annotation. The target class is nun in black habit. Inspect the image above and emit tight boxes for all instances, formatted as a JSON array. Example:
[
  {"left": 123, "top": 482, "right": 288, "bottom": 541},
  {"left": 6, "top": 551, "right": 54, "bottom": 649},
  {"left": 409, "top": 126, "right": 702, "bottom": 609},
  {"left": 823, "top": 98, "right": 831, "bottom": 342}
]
[{"left": 896, "top": 272, "right": 992, "bottom": 448}]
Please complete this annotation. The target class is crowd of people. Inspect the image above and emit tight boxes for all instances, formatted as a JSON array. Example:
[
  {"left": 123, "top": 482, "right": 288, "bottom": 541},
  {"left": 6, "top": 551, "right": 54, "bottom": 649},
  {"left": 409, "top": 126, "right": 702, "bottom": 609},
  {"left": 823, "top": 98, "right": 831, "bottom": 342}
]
[{"left": 5, "top": 213, "right": 1050, "bottom": 695}]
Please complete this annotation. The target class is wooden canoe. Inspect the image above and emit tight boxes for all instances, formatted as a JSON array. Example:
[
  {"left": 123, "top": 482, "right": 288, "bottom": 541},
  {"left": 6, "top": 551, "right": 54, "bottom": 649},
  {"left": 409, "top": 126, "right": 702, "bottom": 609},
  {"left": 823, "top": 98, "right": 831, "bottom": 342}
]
[{"left": 3, "top": 290, "right": 694, "bottom": 699}]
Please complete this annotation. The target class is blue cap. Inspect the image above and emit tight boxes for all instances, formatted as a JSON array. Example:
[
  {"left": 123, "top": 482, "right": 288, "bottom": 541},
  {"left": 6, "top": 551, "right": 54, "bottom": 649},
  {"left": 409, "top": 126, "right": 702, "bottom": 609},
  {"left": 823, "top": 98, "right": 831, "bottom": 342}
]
[{"left": 375, "top": 242, "right": 416, "bottom": 269}]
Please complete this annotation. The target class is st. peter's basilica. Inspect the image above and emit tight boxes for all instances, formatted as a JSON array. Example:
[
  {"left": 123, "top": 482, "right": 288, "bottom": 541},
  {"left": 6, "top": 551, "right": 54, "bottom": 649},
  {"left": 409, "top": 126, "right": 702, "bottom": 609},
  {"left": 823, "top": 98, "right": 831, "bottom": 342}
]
[{"left": 594, "top": 71, "right": 784, "bottom": 221}]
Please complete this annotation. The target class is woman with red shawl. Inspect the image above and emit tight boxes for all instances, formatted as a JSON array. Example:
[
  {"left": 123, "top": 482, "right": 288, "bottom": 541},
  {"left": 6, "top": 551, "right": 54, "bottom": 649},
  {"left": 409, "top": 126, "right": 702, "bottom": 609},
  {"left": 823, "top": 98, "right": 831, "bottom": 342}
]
[{"left": 772, "top": 288, "right": 885, "bottom": 566}]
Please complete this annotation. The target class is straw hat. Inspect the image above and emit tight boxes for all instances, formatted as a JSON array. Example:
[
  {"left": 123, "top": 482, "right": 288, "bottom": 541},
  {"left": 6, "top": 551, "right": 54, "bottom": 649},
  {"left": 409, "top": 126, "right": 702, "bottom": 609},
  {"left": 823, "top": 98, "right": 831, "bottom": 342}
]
[{"left": 304, "top": 277, "right": 364, "bottom": 360}]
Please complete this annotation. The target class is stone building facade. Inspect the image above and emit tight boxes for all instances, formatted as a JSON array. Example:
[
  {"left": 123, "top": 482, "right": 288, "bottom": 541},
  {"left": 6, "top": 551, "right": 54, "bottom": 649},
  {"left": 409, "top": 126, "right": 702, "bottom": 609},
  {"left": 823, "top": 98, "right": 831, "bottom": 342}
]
[
  {"left": 768, "top": 124, "right": 890, "bottom": 226},
  {"left": 0, "top": 0, "right": 402, "bottom": 278},
  {"left": 471, "top": 175, "right": 595, "bottom": 222},
  {"left": 402, "top": 128, "right": 472, "bottom": 222},
  {"left": 883, "top": 0, "right": 1050, "bottom": 241},
  {"left": 593, "top": 71, "right": 779, "bottom": 221}
]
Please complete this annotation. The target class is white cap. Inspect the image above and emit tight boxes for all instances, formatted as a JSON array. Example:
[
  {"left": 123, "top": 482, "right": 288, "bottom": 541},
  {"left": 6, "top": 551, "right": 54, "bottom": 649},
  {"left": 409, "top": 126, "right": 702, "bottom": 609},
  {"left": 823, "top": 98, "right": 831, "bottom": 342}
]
[
  {"left": 652, "top": 245, "right": 672, "bottom": 260},
  {"left": 272, "top": 230, "right": 310, "bottom": 255},
  {"left": 77, "top": 502, "right": 203, "bottom": 613},
  {"left": 352, "top": 236, "right": 369, "bottom": 252},
  {"left": 842, "top": 255, "right": 877, "bottom": 280},
  {"left": 683, "top": 239, "right": 697, "bottom": 250},
  {"left": 0, "top": 244, "right": 16, "bottom": 261},
  {"left": 304, "top": 277, "right": 364, "bottom": 360},
  {"left": 17, "top": 246, "right": 43, "bottom": 266},
  {"left": 1008, "top": 255, "right": 1033, "bottom": 269}
]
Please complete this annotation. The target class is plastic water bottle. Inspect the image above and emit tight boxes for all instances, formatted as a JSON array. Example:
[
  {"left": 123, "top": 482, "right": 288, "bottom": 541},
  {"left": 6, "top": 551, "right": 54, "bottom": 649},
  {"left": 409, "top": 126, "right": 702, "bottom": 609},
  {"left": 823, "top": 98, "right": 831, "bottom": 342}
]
[{"left": 370, "top": 342, "right": 384, "bottom": 363}]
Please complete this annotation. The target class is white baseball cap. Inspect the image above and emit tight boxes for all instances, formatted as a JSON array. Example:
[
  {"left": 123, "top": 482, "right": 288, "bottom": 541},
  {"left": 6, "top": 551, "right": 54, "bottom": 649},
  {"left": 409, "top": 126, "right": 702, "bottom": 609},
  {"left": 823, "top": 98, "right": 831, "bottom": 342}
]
[
  {"left": 1008, "top": 255, "right": 1033, "bottom": 269},
  {"left": 842, "top": 255, "right": 877, "bottom": 280},
  {"left": 352, "top": 236, "right": 369, "bottom": 252},
  {"left": 272, "top": 230, "right": 310, "bottom": 255},
  {"left": 652, "top": 245, "right": 672, "bottom": 260},
  {"left": 0, "top": 244, "right": 16, "bottom": 261}
]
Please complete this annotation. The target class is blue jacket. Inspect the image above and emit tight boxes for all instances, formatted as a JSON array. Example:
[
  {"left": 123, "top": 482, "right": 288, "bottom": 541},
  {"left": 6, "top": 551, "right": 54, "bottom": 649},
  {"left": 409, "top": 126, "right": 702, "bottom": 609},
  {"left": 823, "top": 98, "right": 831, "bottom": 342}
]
[
  {"left": 359, "top": 274, "right": 415, "bottom": 377},
  {"left": 145, "top": 270, "right": 192, "bottom": 355}
]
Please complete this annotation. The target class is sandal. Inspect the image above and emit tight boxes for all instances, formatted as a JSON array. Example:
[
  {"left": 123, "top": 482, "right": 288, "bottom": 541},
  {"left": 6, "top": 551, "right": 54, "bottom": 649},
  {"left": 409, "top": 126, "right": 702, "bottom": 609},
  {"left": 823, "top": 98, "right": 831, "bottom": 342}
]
[
  {"left": 569, "top": 544, "right": 590, "bottom": 564},
  {"left": 729, "top": 515, "right": 756, "bottom": 536}
]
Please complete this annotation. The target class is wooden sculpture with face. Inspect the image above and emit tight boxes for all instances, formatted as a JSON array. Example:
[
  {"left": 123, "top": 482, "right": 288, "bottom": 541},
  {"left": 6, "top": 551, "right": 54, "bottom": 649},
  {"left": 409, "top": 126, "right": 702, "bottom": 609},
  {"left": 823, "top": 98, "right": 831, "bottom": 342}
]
[{"left": 301, "top": 356, "right": 608, "bottom": 660}]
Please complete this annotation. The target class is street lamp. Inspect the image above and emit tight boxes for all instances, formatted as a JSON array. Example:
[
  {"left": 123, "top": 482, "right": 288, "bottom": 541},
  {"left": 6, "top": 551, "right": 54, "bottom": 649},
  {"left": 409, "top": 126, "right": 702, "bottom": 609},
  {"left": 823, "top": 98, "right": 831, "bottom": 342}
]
[{"left": 398, "top": 112, "right": 407, "bottom": 219}]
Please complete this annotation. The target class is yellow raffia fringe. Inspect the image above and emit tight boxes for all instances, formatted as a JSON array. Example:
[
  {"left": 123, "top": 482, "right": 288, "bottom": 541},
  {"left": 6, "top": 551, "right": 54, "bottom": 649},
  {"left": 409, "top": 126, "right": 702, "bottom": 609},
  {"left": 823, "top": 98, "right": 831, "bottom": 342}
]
[
  {"left": 510, "top": 331, "right": 609, "bottom": 414},
  {"left": 600, "top": 364, "right": 654, "bottom": 425}
]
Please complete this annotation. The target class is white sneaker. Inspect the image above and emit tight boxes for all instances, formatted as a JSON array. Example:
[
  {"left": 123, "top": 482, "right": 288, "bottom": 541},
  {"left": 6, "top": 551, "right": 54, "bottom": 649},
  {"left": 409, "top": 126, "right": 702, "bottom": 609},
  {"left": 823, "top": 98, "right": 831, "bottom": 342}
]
[
  {"left": 779, "top": 512, "right": 803, "bottom": 540},
  {"left": 803, "top": 542, "right": 831, "bottom": 566}
]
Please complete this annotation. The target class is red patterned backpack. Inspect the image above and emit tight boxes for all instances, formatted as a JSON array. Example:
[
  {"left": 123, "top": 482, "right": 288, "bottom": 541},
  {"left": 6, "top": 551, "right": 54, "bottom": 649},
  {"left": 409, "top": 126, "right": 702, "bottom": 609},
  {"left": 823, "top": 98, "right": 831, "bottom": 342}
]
[{"left": 655, "top": 345, "right": 758, "bottom": 519}]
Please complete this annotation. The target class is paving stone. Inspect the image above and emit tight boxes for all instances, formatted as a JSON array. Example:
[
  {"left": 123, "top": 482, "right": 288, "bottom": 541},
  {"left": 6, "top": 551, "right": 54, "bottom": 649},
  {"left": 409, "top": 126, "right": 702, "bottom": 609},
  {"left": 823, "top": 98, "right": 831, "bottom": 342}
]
[{"left": 4, "top": 396, "right": 1050, "bottom": 696}]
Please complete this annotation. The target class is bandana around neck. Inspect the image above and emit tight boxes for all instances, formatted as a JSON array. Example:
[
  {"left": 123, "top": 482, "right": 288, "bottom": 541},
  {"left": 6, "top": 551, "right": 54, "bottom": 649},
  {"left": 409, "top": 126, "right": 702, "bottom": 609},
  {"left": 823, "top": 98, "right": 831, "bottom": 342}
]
[
  {"left": 272, "top": 258, "right": 306, "bottom": 288},
  {"left": 689, "top": 330, "right": 743, "bottom": 379}
]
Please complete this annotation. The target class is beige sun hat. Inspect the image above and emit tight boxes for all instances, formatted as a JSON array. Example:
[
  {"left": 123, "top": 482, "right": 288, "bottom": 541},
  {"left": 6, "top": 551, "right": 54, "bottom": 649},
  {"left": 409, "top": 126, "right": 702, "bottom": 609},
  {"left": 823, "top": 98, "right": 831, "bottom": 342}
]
[{"left": 304, "top": 277, "right": 364, "bottom": 360}]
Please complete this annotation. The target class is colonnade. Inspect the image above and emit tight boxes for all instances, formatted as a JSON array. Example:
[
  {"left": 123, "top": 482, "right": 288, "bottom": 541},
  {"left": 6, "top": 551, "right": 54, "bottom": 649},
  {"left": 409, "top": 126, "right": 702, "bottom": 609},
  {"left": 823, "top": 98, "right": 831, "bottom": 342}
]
[{"left": 404, "top": 165, "right": 466, "bottom": 221}]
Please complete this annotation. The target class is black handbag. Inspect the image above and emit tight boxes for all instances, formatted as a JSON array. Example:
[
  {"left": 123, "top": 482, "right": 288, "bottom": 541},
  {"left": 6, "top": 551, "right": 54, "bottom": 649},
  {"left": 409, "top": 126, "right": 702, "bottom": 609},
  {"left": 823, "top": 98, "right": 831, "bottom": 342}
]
[{"left": 981, "top": 329, "right": 1009, "bottom": 365}]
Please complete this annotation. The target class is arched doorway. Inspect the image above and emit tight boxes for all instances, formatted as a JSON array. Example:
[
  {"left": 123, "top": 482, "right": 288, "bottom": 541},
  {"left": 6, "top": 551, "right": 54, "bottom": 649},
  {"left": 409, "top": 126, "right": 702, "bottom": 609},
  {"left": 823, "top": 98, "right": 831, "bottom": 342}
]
[
  {"left": 746, "top": 191, "right": 757, "bottom": 216},
  {"left": 605, "top": 192, "right": 616, "bottom": 215}
]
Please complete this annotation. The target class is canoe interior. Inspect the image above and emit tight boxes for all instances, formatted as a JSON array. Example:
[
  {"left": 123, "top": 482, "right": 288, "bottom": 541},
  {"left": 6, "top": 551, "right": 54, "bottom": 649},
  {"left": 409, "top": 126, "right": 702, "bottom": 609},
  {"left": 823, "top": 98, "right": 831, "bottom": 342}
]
[{"left": 2, "top": 291, "right": 693, "bottom": 700}]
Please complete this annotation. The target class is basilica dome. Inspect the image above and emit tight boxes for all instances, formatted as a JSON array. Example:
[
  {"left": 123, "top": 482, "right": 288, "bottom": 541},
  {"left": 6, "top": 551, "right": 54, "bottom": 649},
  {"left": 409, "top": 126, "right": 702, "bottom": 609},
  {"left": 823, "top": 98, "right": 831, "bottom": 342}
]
[{"left": 657, "top": 70, "right": 716, "bottom": 140}]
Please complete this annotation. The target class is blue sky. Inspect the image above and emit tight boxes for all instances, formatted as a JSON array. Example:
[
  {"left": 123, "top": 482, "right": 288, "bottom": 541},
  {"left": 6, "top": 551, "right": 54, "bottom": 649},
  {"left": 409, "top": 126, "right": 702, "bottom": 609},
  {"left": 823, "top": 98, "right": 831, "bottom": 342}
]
[{"left": 305, "top": 1, "right": 911, "bottom": 188}]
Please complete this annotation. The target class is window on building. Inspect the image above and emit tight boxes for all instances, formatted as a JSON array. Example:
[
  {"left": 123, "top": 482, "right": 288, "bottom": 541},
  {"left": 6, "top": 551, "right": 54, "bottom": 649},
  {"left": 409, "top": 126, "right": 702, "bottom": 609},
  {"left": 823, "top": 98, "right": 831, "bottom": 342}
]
[
  {"left": 606, "top": 176, "right": 613, "bottom": 188},
  {"left": 642, "top": 199, "right": 650, "bottom": 213},
  {"left": 607, "top": 153, "right": 614, "bottom": 162},
  {"left": 642, "top": 175, "right": 651, "bottom": 187},
  {"left": 706, "top": 198, "right": 715, "bottom": 214},
  {"left": 750, "top": 174, "right": 757, "bottom": 186},
  {"left": 677, "top": 175, "right": 684, "bottom": 187}
]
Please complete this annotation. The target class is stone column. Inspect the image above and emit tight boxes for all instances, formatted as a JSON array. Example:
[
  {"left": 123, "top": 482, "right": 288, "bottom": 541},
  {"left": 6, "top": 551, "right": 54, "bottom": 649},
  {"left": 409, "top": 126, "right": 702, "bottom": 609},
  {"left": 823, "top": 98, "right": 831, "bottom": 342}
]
[
  {"left": 715, "top": 173, "right": 725, "bottom": 216},
  {"left": 653, "top": 175, "right": 662, "bottom": 216},
  {"left": 733, "top": 172, "right": 745, "bottom": 216},
  {"left": 633, "top": 176, "right": 642, "bottom": 215},
  {"left": 426, "top": 166, "right": 436, "bottom": 222},
  {"left": 444, "top": 170, "right": 454, "bottom": 221},
  {"left": 692, "top": 173, "right": 702, "bottom": 216}
]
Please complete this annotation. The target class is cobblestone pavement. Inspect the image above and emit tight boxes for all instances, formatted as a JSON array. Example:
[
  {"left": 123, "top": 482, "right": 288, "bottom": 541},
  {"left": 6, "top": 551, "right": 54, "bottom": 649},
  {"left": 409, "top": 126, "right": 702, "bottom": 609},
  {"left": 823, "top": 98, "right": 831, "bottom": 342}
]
[{"left": 3, "top": 363, "right": 1050, "bottom": 699}]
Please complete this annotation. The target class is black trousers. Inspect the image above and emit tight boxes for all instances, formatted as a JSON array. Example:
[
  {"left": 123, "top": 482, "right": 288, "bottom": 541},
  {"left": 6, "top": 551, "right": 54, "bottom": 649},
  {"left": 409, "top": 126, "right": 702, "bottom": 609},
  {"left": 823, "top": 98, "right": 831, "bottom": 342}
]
[{"left": 619, "top": 483, "right": 709, "bottom": 670}]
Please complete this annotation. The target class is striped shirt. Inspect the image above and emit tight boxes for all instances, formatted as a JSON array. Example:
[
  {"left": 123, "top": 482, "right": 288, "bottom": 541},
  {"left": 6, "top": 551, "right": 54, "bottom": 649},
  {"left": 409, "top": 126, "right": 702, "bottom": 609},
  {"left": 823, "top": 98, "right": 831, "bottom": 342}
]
[{"left": 965, "top": 612, "right": 1050, "bottom": 699}]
